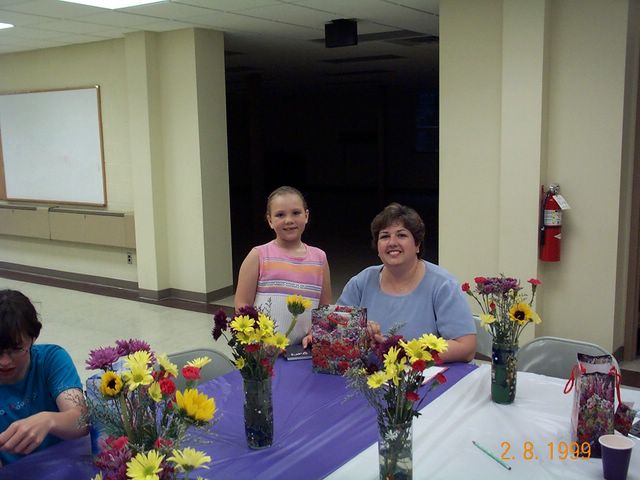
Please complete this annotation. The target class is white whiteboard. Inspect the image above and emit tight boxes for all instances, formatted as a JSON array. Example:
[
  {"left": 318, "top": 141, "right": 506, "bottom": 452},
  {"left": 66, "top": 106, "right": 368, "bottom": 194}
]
[{"left": 0, "top": 86, "right": 106, "bottom": 206}]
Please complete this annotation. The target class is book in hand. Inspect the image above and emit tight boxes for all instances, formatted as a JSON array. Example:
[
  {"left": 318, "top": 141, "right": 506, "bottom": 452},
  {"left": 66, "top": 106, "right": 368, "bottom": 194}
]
[{"left": 285, "top": 343, "right": 312, "bottom": 361}]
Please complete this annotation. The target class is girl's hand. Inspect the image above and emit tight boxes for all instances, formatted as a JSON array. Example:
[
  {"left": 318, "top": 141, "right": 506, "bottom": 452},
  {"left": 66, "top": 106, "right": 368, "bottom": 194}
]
[
  {"left": 302, "top": 333, "right": 313, "bottom": 349},
  {"left": 0, "top": 412, "right": 53, "bottom": 455},
  {"left": 367, "top": 320, "right": 385, "bottom": 344}
]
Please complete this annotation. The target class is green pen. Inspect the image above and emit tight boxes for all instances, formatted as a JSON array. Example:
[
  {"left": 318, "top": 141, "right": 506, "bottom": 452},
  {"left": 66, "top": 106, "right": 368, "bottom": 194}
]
[{"left": 472, "top": 440, "right": 512, "bottom": 471}]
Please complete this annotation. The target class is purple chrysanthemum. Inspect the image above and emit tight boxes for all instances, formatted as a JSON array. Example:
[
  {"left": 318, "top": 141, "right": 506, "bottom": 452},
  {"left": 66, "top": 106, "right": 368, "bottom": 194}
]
[
  {"left": 86, "top": 346, "right": 121, "bottom": 371},
  {"left": 212, "top": 309, "right": 229, "bottom": 340},
  {"left": 236, "top": 305, "right": 259, "bottom": 321},
  {"left": 116, "top": 339, "right": 155, "bottom": 364}
]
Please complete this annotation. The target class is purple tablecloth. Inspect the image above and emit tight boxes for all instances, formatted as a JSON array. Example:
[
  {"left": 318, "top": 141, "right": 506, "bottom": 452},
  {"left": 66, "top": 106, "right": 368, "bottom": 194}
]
[{"left": 0, "top": 359, "right": 476, "bottom": 480}]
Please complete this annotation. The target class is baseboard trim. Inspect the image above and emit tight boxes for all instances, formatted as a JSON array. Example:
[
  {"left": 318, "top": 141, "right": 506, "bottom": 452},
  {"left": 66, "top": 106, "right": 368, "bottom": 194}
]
[{"left": 0, "top": 262, "right": 234, "bottom": 315}]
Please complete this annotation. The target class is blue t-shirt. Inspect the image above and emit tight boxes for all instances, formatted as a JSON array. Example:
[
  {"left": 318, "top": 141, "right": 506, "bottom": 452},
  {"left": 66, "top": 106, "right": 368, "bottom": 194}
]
[
  {"left": 337, "top": 261, "right": 476, "bottom": 341},
  {"left": 0, "top": 344, "right": 82, "bottom": 465}
]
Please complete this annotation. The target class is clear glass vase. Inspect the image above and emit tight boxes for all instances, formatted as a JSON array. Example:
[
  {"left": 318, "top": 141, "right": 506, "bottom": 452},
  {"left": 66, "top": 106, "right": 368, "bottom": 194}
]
[
  {"left": 491, "top": 342, "right": 518, "bottom": 404},
  {"left": 243, "top": 377, "right": 274, "bottom": 449},
  {"left": 377, "top": 420, "right": 412, "bottom": 480}
]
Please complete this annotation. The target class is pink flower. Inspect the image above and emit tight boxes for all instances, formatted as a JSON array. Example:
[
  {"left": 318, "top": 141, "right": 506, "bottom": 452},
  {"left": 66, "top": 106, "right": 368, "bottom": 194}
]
[
  {"left": 86, "top": 346, "right": 120, "bottom": 371},
  {"left": 528, "top": 278, "right": 542, "bottom": 286},
  {"left": 461, "top": 282, "right": 470, "bottom": 292},
  {"left": 474, "top": 276, "right": 487, "bottom": 284}
]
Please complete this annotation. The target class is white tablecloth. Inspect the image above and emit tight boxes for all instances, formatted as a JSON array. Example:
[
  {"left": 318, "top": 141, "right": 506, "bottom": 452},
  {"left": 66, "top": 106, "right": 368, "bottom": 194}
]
[{"left": 327, "top": 364, "right": 640, "bottom": 479}]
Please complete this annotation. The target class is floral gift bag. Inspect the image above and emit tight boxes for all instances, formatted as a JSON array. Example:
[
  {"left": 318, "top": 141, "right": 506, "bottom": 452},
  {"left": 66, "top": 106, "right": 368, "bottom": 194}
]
[
  {"left": 311, "top": 305, "right": 368, "bottom": 375},
  {"left": 563, "top": 353, "right": 621, "bottom": 458}
]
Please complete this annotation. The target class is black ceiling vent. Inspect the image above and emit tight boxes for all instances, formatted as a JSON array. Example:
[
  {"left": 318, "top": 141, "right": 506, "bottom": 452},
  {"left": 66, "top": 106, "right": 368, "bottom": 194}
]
[{"left": 325, "top": 19, "right": 358, "bottom": 48}]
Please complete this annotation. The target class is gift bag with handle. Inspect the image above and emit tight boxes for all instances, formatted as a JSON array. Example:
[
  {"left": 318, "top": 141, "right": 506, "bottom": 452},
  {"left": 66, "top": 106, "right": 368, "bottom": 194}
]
[{"left": 564, "top": 353, "right": 621, "bottom": 458}]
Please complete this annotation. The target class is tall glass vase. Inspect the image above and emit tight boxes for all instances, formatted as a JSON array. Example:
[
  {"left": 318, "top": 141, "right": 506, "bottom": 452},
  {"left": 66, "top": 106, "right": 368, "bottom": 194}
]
[
  {"left": 243, "top": 377, "right": 274, "bottom": 449},
  {"left": 377, "top": 420, "right": 412, "bottom": 480},
  {"left": 491, "top": 342, "right": 518, "bottom": 404}
]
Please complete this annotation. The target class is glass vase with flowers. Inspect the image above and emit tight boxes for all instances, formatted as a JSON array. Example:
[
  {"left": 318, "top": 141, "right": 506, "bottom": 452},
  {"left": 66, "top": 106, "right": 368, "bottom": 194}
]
[
  {"left": 346, "top": 333, "right": 448, "bottom": 480},
  {"left": 85, "top": 339, "right": 216, "bottom": 480},
  {"left": 212, "top": 306, "right": 289, "bottom": 449},
  {"left": 461, "top": 276, "right": 542, "bottom": 403}
]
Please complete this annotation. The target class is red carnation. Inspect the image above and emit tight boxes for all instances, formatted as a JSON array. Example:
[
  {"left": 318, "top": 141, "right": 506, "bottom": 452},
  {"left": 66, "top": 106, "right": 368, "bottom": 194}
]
[
  {"left": 528, "top": 278, "right": 542, "bottom": 286},
  {"left": 436, "top": 373, "right": 447, "bottom": 384},
  {"left": 412, "top": 359, "right": 426, "bottom": 372},
  {"left": 181, "top": 366, "right": 200, "bottom": 380},
  {"left": 106, "top": 435, "right": 128, "bottom": 450},
  {"left": 432, "top": 352, "right": 443, "bottom": 365},
  {"left": 154, "top": 437, "right": 173, "bottom": 449},
  {"left": 260, "top": 358, "right": 270, "bottom": 367},
  {"left": 474, "top": 276, "right": 487, "bottom": 284},
  {"left": 159, "top": 378, "right": 176, "bottom": 396},
  {"left": 405, "top": 391, "right": 420, "bottom": 402},
  {"left": 245, "top": 344, "right": 260, "bottom": 353},
  {"left": 461, "top": 282, "right": 470, "bottom": 292}
]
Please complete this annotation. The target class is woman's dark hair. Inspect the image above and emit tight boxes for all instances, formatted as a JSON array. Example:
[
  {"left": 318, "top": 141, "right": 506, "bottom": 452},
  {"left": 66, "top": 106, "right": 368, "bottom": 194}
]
[
  {"left": 265, "top": 186, "right": 308, "bottom": 217},
  {"left": 370, "top": 203, "right": 426, "bottom": 258},
  {"left": 0, "top": 289, "right": 42, "bottom": 349}
]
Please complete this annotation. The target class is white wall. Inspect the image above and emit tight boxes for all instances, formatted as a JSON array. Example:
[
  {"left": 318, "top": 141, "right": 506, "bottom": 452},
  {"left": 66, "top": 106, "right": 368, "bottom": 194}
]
[{"left": 440, "top": 0, "right": 637, "bottom": 352}]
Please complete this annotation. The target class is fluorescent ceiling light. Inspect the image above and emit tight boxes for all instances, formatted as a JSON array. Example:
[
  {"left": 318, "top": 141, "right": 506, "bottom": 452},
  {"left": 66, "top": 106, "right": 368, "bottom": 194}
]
[
  {"left": 0, "top": 22, "right": 14, "bottom": 29},
  {"left": 58, "top": 0, "right": 165, "bottom": 9}
]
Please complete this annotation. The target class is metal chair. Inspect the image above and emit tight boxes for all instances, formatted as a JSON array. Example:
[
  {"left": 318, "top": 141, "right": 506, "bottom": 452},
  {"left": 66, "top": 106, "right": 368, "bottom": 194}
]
[
  {"left": 474, "top": 315, "right": 493, "bottom": 360},
  {"left": 168, "top": 348, "right": 234, "bottom": 390},
  {"left": 517, "top": 336, "right": 618, "bottom": 378}
]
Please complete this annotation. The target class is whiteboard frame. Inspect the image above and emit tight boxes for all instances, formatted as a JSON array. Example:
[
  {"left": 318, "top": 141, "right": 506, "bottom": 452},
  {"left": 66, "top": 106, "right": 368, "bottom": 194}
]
[{"left": 0, "top": 86, "right": 107, "bottom": 206}]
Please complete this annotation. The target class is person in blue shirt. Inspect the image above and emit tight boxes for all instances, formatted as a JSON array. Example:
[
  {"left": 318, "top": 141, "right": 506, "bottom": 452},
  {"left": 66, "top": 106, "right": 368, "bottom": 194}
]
[
  {"left": 337, "top": 203, "right": 477, "bottom": 362},
  {"left": 0, "top": 289, "right": 87, "bottom": 465}
]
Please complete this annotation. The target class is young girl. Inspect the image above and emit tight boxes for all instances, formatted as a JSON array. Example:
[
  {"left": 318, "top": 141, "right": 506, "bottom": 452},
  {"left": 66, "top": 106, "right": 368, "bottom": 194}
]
[
  {"left": 235, "top": 186, "right": 332, "bottom": 347},
  {"left": 0, "top": 289, "right": 87, "bottom": 465}
]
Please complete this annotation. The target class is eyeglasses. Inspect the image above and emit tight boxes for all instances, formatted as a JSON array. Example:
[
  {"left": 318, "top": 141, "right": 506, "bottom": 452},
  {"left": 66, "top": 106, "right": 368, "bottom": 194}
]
[{"left": 0, "top": 346, "right": 29, "bottom": 359}]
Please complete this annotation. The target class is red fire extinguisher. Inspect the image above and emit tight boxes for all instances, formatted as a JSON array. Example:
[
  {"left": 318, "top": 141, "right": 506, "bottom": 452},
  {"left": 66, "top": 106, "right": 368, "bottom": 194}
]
[{"left": 539, "top": 184, "right": 568, "bottom": 262}]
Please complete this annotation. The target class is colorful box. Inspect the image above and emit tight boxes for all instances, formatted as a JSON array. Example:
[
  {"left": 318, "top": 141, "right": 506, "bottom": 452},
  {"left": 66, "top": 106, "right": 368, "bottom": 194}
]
[{"left": 311, "top": 305, "right": 368, "bottom": 375}]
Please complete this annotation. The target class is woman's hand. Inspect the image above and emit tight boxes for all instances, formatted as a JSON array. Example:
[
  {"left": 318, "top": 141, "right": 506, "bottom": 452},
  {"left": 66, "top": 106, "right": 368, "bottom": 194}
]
[
  {"left": 302, "top": 333, "right": 313, "bottom": 349},
  {"left": 367, "top": 320, "right": 385, "bottom": 344}
]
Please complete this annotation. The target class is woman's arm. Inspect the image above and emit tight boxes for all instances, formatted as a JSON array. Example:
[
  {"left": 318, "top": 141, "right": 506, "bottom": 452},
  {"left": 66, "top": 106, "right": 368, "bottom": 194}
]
[
  {"left": 0, "top": 388, "right": 87, "bottom": 456},
  {"left": 439, "top": 334, "right": 477, "bottom": 363},
  {"left": 234, "top": 248, "right": 260, "bottom": 310}
]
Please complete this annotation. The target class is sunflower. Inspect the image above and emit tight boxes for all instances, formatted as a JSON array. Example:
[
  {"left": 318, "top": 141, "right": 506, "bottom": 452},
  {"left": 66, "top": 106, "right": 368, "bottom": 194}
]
[
  {"left": 126, "top": 450, "right": 164, "bottom": 480},
  {"left": 286, "top": 295, "right": 313, "bottom": 315},
  {"left": 99, "top": 371, "right": 123, "bottom": 397},
  {"left": 167, "top": 447, "right": 211, "bottom": 472},
  {"left": 509, "top": 302, "right": 535, "bottom": 325},
  {"left": 176, "top": 389, "right": 216, "bottom": 423}
]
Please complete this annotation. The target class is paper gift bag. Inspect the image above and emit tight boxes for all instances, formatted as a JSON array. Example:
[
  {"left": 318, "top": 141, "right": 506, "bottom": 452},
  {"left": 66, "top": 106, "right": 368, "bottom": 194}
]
[
  {"left": 564, "top": 353, "right": 620, "bottom": 458},
  {"left": 311, "top": 305, "right": 368, "bottom": 375}
]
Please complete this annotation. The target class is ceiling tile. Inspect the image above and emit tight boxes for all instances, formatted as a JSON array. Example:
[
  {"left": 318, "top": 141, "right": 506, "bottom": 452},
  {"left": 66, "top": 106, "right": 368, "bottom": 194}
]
[
  {"left": 121, "top": 2, "right": 217, "bottom": 20},
  {"left": 2, "top": 0, "right": 104, "bottom": 18},
  {"left": 77, "top": 11, "right": 163, "bottom": 28},
  {"left": 0, "top": 9, "right": 54, "bottom": 26}
]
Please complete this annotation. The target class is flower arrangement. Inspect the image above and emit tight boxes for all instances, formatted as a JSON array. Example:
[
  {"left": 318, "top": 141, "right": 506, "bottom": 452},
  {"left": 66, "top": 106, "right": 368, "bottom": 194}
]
[
  {"left": 85, "top": 339, "right": 216, "bottom": 480},
  {"left": 212, "top": 306, "right": 289, "bottom": 380},
  {"left": 346, "top": 333, "right": 449, "bottom": 427},
  {"left": 345, "top": 333, "right": 448, "bottom": 479},
  {"left": 462, "top": 275, "right": 542, "bottom": 345},
  {"left": 284, "top": 294, "right": 313, "bottom": 339}
]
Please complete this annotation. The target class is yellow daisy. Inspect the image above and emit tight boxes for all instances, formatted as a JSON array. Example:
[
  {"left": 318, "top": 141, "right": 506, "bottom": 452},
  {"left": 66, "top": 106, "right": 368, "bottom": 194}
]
[
  {"left": 420, "top": 333, "right": 449, "bottom": 353},
  {"left": 99, "top": 371, "right": 123, "bottom": 397},
  {"left": 230, "top": 315, "right": 255, "bottom": 334},
  {"left": 367, "top": 370, "right": 388, "bottom": 389},
  {"left": 186, "top": 356, "right": 211, "bottom": 369},
  {"left": 126, "top": 450, "right": 164, "bottom": 480},
  {"left": 400, "top": 339, "right": 432, "bottom": 363},
  {"left": 479, "top": 314, "right": 496, "bottom": 329},
  {"left": 235, "top": 357, "right": 245, "bottom": 369},
  {"left": 167, "top": 447, "right": 211, "bottom": 472},
  {"left": 148, "top": 381, "right": 162, "bottom": 402},
  {"left": 157, "top": 353, "right": 178, "bottom": 377},
  {"left": 176, "top": 389, "right": 216, "bottom": 422},
  {"left": 122, "top": 363, "right": 154, "bottom": 391},
  {"left": 257, "top": 313, "right": 275, "bottom": 335},
  {"left": 92, "top": 473, "right": 103, "bottom": 480},
  {"left": 264, "top": 333, "right": 289, "bottom": 349},
  {"left": 124, "top": 350, "right": 152, "bottom": 371}
]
